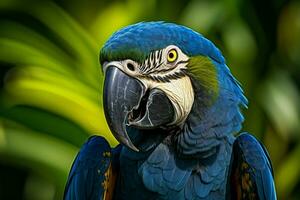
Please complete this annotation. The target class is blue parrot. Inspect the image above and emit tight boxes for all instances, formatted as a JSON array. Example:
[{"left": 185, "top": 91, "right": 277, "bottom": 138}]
[{"left": 64, "top": 22, "right": 276, "bottom": 200}]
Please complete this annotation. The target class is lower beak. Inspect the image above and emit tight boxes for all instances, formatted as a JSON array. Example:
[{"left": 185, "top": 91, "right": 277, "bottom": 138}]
[{"left": 103, "top": 66, "right": 174, "bottom": 152}]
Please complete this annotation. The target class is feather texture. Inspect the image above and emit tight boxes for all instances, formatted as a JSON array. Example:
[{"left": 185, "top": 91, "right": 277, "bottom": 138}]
[
  {"left": 100, "top": 22, "right": 225, "bottom": 65},
  {"left": 64, "top": 136, "right": 118, "bottom": 200},
  {"left": 227, "top": 133, "right": 277, "bottom": 200}
]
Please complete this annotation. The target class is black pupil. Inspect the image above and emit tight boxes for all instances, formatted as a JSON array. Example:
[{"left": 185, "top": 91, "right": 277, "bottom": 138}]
[
  {"left": 169, "top": 52, "right": 174, "bottom": 59},
  {"left": 127, "top": 63, "right": 135, "bottom": 71}
]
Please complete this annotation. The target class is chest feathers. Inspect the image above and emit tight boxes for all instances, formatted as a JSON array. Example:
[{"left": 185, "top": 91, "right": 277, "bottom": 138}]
[{"left": 138, "top": 135, "right": 233, "bottom": 200}]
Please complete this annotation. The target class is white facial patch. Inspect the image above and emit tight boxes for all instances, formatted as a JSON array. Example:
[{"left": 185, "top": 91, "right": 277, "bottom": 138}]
[
  {"left": 139, "top": 76, "right": 194, "bottom": 126},
  {"left": 102, "top": 45, "right": 195, "bottom": 126}
]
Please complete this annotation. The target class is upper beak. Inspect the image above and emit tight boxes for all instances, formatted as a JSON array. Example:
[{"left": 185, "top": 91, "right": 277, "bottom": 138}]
[{"left": 103, "top": 66, "right": 174, "bottom": 152}]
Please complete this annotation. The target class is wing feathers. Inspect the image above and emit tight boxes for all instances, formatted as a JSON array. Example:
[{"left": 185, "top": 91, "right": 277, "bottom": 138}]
[
  {"left": 64, "top": 136, "right": 114, "bottom": 200},
  {"left": 228, "top": 133, "right": 277, "bottom": 200}
]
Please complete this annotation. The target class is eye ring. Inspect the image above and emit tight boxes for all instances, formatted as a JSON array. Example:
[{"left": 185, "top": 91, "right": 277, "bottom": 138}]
[
  {"left": 167, "top": 49, "right": 178, "bottom": 63},
  {"left": 126, "top": 62, "right": 135, "bottom": 71}
]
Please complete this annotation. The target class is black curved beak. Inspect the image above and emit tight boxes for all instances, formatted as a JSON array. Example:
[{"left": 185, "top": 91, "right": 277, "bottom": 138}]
[{"left": 103, "top": 67, "right": 174, "bottom": 152}]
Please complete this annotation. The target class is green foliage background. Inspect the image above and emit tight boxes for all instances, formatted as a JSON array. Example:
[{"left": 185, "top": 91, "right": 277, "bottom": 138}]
[{"left": 0, "top": 0, "right": 299, "bottom": 199}]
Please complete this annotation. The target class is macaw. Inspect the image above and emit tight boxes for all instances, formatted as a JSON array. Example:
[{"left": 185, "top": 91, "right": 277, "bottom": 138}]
[{"left": 64, "top": 22, "right": 276, "bottom": 200}]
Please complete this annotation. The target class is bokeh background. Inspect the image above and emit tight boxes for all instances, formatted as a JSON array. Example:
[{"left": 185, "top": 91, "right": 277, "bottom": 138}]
[{"left": 0, "top": 0, "right": 299, "bottom": 199}]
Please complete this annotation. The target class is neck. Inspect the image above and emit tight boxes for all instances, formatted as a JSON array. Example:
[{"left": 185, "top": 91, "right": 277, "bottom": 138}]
[{"left": 175, "top": 79, "right": 244, "bottom": 160}]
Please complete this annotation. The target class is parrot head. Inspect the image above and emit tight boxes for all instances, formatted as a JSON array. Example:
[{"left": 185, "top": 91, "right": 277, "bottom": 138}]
[{"left": 100, "top": 22, "right": 247, "bottom": 152}]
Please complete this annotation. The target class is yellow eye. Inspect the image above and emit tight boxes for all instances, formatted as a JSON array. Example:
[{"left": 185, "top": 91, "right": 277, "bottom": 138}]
[{"left": 167, "top": 49, "right": 178, "bottom": 63}]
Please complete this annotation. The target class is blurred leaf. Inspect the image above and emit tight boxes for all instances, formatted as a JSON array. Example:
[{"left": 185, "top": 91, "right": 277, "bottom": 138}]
[
  {"left": 0, "top": 105, "right": 89, "bottom": 147},
  {"left": 2, "top": 76, "right": 117, "bottom": 145},
  {"left": 222, "top": 19, "right": 257, "bottom": 92},
  {"left": 23, "top": 173, "right": 56, "bottom": 200},
  {"left": 276, "top": 144, "right": 300, "bottom": 199},
  {"left": 180, "top": 0, "right": 223, "bottom": 34},
  {"left": 258, "top": 71, "right": 300, "bottom": 139},
  {"left": 4, "top": 66, "right": 100, "bottom": 103},
  {"left": 0, "top": 122, "right": 78, "bottom": 197},
  {"left": 90, "top": 0, "right": 156, "bottom": 45},
  {"left": 264, "top": 126, "right": 288, "bottom": 170},
  {"left": 0, "top": 20, "right": 76, "bottom": 70},
  {"left": 0, "top": 0, "right": 19, "bottom": 8},
  {"left": 22, "top": 1, "right": 101, "bottom": 88},
  {"left": 222, "top": 19, "right": 257, "bottom": 64},
  {"left": 278, "top": 1, "right": 300, "bottom": 65},
  {"left": 0, "top": 38, "right": 70, "bottom": 74}
]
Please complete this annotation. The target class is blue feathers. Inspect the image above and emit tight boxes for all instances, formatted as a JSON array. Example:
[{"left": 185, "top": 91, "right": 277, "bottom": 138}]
[
  {"left": 100, "top": 22, "right": 225, "bottom": 64},
  {"left": 176, "top": 59, "right": 247, "bottom": 160},
  {"left": 139, "top": 144, "right": 192, "bottom": 195},
  {"left": 64, "top": 136, "right": 112, "bottom": 200},
  {"left": 228, "top": 133, "right": 277, "bottom": 200},
  {"left": 137, "top": 141, "right": 233, "bottom": 199}
]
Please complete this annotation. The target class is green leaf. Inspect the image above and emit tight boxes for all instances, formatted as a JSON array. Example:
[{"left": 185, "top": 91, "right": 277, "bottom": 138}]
[
  {"left": 2, "top": 76, "right": 117, "bottom": 146},
  {"left": 0, "top": 20, "right": 76, "bottom": 70},
  {"left": 0, "top": 123, "right": 78, "bottom": 197},
  {"left": 24, "top": 2, "right": 101, "bottom": 87},
  {"left": 276, "top": 144, "right": 300, "bottom": 199},
  {"left": 0, "top": 105, "right": 89, "bottom": 147}
]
